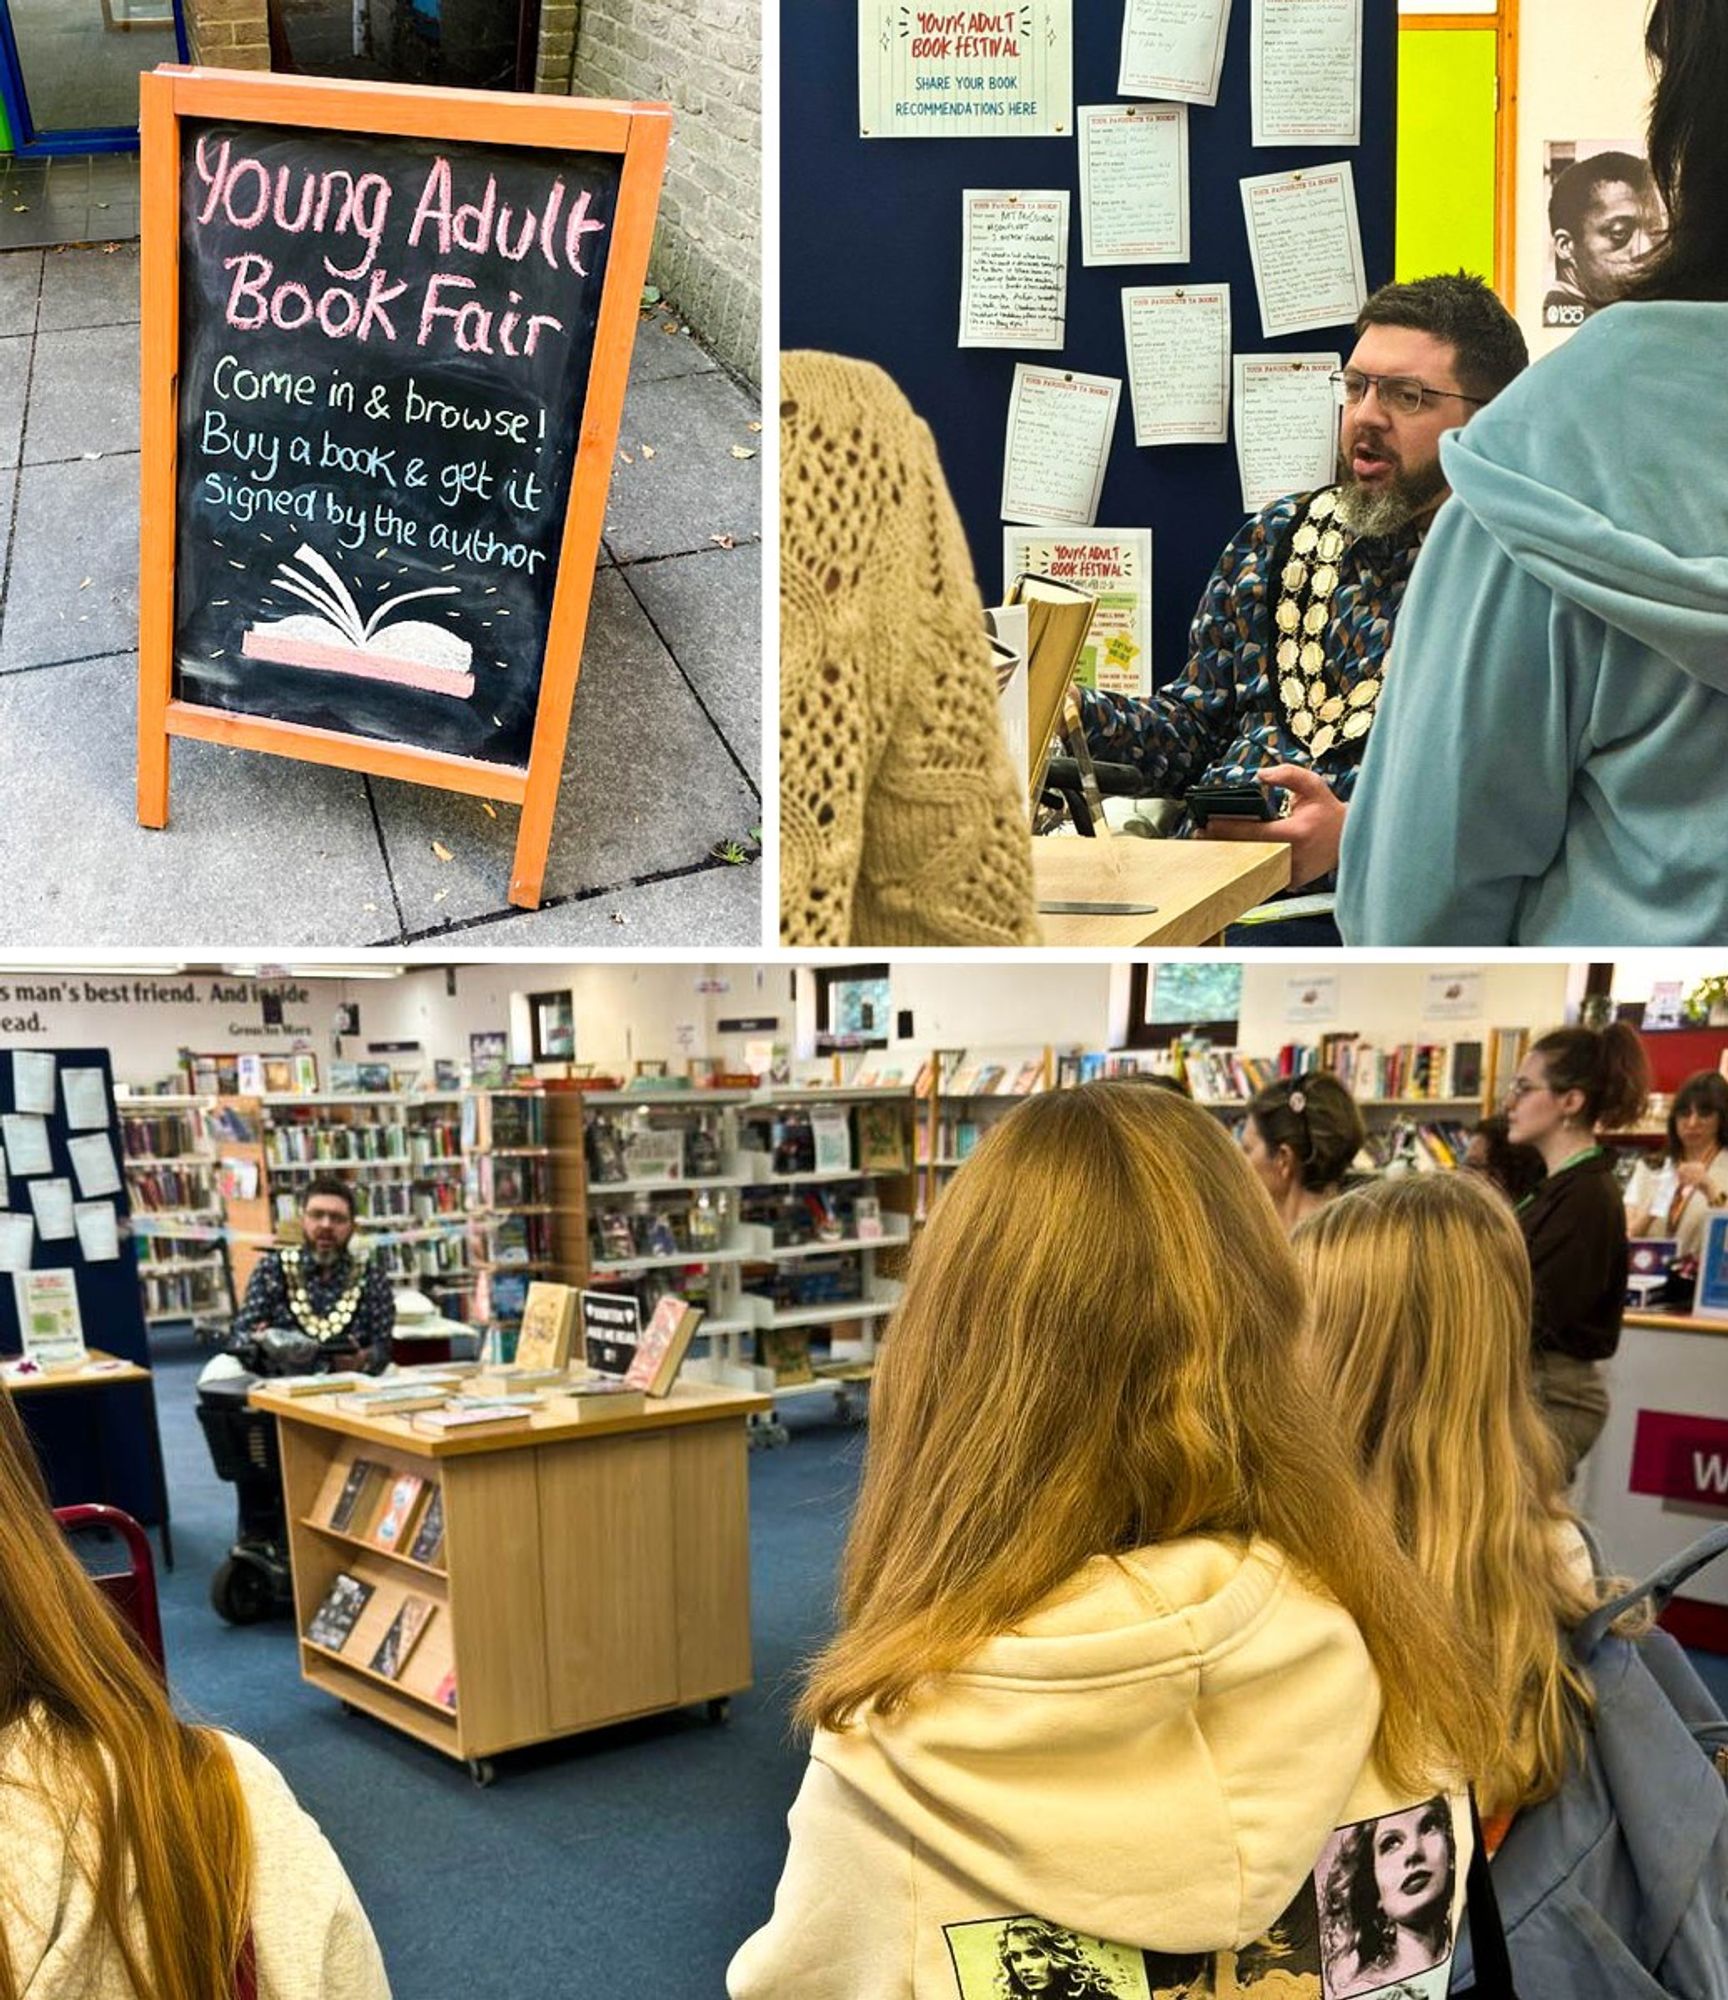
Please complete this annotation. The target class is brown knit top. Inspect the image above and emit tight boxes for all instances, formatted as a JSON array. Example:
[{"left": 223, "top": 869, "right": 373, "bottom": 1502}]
[{"left": 779, "top": 352, "right": 1041, "bottom": 946}]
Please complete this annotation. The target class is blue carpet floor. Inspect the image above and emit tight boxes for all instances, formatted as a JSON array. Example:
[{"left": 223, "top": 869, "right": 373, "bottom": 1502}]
[
  {"left": 143, "top": 1328, "right": 867, "bottom": 2000},
  {"left": 125, "top": 1328, "right": 1728, "bottom": 1999}
]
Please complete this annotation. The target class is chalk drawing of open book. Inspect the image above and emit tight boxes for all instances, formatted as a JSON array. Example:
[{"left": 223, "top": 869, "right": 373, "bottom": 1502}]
[{"left": 240, "top": 544, "right": 476, "bottom": 700}]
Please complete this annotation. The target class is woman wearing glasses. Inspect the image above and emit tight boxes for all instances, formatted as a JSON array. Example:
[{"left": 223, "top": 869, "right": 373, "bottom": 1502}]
[
  {"left": 1340, "top": 1, "right": 1728, "bottom": 945},
  {"left": 1504, "top": 1022, "right": 1650, "bottom": 1477},
  {"left": 1239, "top": 1073, "right": 1367, "bottom": 1232}
]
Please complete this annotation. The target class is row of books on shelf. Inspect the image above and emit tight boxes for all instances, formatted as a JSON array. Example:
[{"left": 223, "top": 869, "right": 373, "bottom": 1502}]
[
  {"left": 467, "top": 1155, "right": 551, "bottom": 1208},
  {"left": 126, "top": 1164, "right": 216, "bottom": 1212},
  {"left": 136, "top": 1267, "right": 227, "bottom": 1315},
  {"left": 586, "top": 1115, "right": 725, "bottom": 1185},
  {"left": 268, "top": 1188, "right": 468, "bottom": 1229},
  {"left": 118, "top": 1111, "right": 201, "bottom": 1159},
  {"left": 265, "top": 1122, "right": 462, "bottom": 1167},
  {"left": 182, "top": 1053, "right": 321, "bottom": 1098},
  {"left": 1269, "top": 1037, "right": 1487, "bottom": 1102},
  {"left": 461, "top": 1094, "right": 544, "bottom": 1151}
]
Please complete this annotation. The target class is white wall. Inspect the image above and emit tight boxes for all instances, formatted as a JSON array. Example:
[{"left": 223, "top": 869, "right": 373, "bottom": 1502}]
[
  {"left": 1515, "top": 0, "right": 1654, "bottom": 353},
  {"left": 1235, "top": 960, "right": 1575, "bottom": 1055}
]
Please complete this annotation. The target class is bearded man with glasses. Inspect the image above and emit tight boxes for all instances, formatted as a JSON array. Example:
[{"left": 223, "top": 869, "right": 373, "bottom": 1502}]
[{"left": 1077, "top": 273, "right": 1527, "bottom": 945}]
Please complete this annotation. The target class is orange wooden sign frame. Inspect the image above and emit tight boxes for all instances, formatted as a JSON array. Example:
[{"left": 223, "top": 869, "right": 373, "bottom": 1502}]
[{"left": 137, "top": 66, "right": 672, "bottom": 910}]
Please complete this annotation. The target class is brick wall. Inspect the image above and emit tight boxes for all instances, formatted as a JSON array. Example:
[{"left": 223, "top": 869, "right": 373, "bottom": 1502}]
[
  {"left": 184, "top": 0, "right": 271, "bottom": 68},
  {"left": 550, "top": 1, "right": 761, "bottom": 384}
]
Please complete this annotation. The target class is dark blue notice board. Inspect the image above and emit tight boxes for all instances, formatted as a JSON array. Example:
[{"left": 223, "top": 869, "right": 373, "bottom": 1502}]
[
  {"left": 0, "top": 1050, "right": 159, "bottom": 1524},
  {"left": 781, "top": 4, "right": 1398, "bottom": 690}
]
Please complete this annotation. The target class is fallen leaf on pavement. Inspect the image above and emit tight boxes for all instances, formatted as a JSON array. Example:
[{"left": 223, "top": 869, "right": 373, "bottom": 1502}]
[
  {"left": 747, "top": 421, "right": 763, "bottom": 433},
  {"left": 641, "top": 444, "right": 656, "bottom": 459},
  {"left": 431, "top": 841, "right": 454, "bottom": 862},
  {"left": 619, "top": 450, "right": 633, "bottom": 464},
  {"left": 709, "top": 533, "right": 737, "bottom": 549},
  {"left": 730, "top": 446, "right": 756, "bottom": 460},
  {"left": 480, "top": 802, "right": 498, "bottom": 819}
]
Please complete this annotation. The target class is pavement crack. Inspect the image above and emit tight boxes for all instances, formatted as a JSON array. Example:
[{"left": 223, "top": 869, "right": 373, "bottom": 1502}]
[
  {"left": 361, "top": 776, "right": 410, "bottom": 943},
  {"left": 617, "top": 553, "right": 761, "bottom": 804},
  {"left": 395, "top": 853, "right": 760, "bottom": 944}
]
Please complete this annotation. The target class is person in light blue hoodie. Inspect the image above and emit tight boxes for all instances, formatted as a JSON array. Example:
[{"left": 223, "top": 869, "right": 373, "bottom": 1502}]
[{"left": 1338, "top": 0, "right": 1728, "bottom": 945}]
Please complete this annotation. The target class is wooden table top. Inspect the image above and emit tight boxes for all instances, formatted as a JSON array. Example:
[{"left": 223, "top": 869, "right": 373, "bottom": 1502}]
[
  {"left": 250, "top": 1377, "right": 772, "bottom": 1457},
  {"left": 1033, "top": 837, "right": 1292, "bottom": 947},
  {"left": 1, "top": 1349, "right": 151, "bottom": 1394},
  {"left": 1624, "top": 1309, "right": 1728, "bottom": 1338}
]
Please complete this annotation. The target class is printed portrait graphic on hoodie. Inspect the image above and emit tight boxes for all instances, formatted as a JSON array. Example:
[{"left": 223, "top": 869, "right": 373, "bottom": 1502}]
[
  {"left": 1315, "top": 1798, "right": 1455, "bottom": 1998},
  {"left": 943, "top": 1870, "right": 1331, "bottom": 1998}
]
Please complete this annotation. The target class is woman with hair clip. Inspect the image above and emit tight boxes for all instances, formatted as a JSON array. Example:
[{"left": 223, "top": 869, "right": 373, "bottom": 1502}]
[
  {"left": 0, "top": 1389, "right": 389, "bottom": 1998},
  {"left": 1339, "top": 0, "right": 1728, "bottom": 944},
  {"left": 1624, "top": 1067, "right": 1728, "bottom": 1260},
  {"left": 1240, "top": 1073, "right": 1366, "bottom": 1232},
  {"left": 1295, "top": 1174, "right": 1604, "bottom": 1852},
  {"left": 729, "top": 1084, "right": 1499, "bottom": 1999},
  {"left": 1506, "top": 1021, "right": 1651, "bottom": 1477}
]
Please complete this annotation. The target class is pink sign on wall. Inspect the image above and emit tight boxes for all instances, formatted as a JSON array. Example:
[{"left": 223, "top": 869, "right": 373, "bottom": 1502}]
[{"left": 1629, "top": 1408, "right": 1728, "bottom": 1510}]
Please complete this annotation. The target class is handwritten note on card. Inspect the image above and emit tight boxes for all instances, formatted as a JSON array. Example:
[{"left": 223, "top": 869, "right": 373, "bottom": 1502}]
[
  {"left": 1252, "top": 0, "right": 1362, "bottom": 148},
  {"left": 960, "top": 190, "right": 1071, "bottom": 348},
  {"left": 1233, "top": 354, "right": 1340, "bottom": 512},
  {"left": 1001, "top": 366, "right": 1122, "bottom": 527},
  {"left": 1078, "top": 104, "right": 1189, "bottom": 266},
  {"left": 1119, "top": 0, "right": 1233, "bottom": 106},
  {"left": 1122, "top": 285, "right": 1232, "bottom": 446},
  {"left": 1240, "top": 165, "right": 1367, "bottom": 338}
]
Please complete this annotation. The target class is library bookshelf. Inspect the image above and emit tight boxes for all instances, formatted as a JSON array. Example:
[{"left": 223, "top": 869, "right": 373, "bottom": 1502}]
[{"left": 252, "top": 1378, "right": 768, "bottom": 1784}]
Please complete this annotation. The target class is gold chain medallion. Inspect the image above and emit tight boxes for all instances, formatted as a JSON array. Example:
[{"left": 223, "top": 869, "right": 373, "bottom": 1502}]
[
  {"left": 282, "top": 1245, "right": 367, "bottom": 1341},
  {"left": 1272, "top": 491, "right": 1382, "bottom": 750}
]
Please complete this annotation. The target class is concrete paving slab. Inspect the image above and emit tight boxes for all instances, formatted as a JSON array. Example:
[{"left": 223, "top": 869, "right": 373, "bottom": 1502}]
[
  {"left": 0, "top": 471, "right": 14, "bottom": 567},
  {"left": 37, "top": 242, "right": 140, "bottom": 331},
  {"left": 628, "top": 304, "right": 721, "bottom": 385},
  {"left": 22, "top": 321, "right": 139, "bottom": 463},
  {"left": 0, "top": 337, "right": 28, "bottom": 472},
  {"left": 0, "top": 654, "right": 399, "bottom": 947},
  {"left": 369, "top": 567, "right": 760, "bottom": 934},
  {"left": 441, "top": 858, "right": 763, "bottom": 946},
  {"left": 603, "top": 369, "right": 760, "bottom": 563},
  {"left": 623, "top": 543, "right": 761, "bottom": 766},
  {"left": 0, "top": 453, "right": 138, "bottom": 672},
  {"left": 0, "top": 252, "right": 40, "bottom": 337}
]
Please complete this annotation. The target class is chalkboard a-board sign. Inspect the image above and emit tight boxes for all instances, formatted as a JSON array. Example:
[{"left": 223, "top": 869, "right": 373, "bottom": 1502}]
[{"left": 137, "top": 69, "right": 671, "bottom": 909}]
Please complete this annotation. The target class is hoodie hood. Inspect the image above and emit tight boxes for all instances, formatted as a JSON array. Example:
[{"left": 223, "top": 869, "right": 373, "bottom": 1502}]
[
  {"left": 814, "top": 1537, "right": 1392, "bottom": 1956},
  {"left": 1438, "top": 301, "right": 1728, "bottom": 693}
]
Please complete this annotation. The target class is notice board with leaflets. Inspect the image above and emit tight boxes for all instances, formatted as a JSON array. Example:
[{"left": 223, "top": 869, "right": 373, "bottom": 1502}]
[
  {"left": 137, "top": 67, "right": 672, "bottom": 908},
  {"left": 0, "top": 1050, "right": 159, "bottom": 1524}
]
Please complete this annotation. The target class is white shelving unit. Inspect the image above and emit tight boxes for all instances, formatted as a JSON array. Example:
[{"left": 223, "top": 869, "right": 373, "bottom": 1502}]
[{"left": 580, "top": 1085, "right": 918, "bottom": 1439}]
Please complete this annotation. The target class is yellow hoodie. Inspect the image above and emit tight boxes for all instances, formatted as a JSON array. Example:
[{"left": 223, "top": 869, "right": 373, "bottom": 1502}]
[{"left": 729, "top": 1537, "right": 1470, "bottom": 2000}]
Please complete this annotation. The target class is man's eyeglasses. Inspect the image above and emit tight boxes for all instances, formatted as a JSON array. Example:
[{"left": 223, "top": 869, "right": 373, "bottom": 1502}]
[{"left": 1330, "top": 369, "right": 1487, "bottom": 418}]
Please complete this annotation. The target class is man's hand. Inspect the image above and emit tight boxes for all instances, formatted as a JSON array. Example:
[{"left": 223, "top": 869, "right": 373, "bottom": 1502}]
[{"left": 1197, "top": 765, "right": 1346, "bottom": 890}]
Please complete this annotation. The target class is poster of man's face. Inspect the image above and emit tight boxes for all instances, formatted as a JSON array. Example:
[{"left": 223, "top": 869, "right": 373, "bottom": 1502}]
[{"left": 1543, "top": 140, "right": 1664, "bottom": 329}]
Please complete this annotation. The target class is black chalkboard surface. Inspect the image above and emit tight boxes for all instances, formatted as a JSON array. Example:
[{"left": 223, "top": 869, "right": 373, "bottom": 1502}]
[{"left": 173, "top": 121, "right": 621, "bottom": 768}]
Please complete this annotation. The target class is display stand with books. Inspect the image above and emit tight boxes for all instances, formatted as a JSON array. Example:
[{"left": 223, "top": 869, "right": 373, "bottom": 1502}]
[
  {"left": 117, "top": 1093, "right": 236, "bottom": 1332},
  {"left": 253, "top": 1374, "right": 769, "bottom": 1783}
]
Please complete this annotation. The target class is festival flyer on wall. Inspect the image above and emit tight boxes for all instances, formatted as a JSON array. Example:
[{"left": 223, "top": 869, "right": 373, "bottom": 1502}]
[{"left": 1002, "top": 529, "right": 1152, "bottom": 696}]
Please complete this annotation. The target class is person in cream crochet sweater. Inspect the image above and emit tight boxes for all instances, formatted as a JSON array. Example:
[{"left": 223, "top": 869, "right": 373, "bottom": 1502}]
[{"left": 780, "top": 352, "right": 1040, "bottom": 945}]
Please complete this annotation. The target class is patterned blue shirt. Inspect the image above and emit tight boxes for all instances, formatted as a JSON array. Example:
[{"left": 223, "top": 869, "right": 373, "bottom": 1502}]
[{"left": 1078, "top": 488, "right": 1427, "bottom": 835}]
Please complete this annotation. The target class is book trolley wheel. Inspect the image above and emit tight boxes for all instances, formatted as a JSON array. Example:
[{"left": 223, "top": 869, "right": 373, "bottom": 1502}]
[
  {"left": 467, "top": 1758, "right": 497, "bottom": 1788},
  {"left": 706, "top": 1697, "right": 730, "bottom": 1725}
]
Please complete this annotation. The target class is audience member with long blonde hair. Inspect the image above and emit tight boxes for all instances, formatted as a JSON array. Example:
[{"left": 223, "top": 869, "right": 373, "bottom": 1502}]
[
  {"left": 730, "top": 1084, "right": 1498, "bottom": 1999},
  {"left": 0, "top": 1389, "right": 389, "bottom": 2000},
  {"left": 1295, "top": 1173, "right": 1603, "bottom": 1835}
]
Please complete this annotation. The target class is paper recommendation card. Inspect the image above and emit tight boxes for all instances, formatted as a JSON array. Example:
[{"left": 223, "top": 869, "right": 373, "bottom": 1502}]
[
  {"left": 1240, "top": 165, "right": 1367, "bottom": 339},
  {"left": 959, "top": 190, "right": 1070, "bottom": 349},
  {"left": 1001, "top": 366, "right": 1121, "bottom": 527}
]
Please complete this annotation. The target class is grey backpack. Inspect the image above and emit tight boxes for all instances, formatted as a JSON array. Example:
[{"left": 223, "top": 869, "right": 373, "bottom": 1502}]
[{"left": 1452, "top": 1523, "right": 1728, "bottom": 1997}]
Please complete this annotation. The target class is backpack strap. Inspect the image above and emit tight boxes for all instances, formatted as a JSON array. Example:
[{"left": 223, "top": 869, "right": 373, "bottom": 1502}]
[
  {"left": 1463, "top": 1788, "right": 1523, "bottom": 1997},
  {"left": 1575, "top": 1523, "right": 1728, "bottom": 1661}
]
